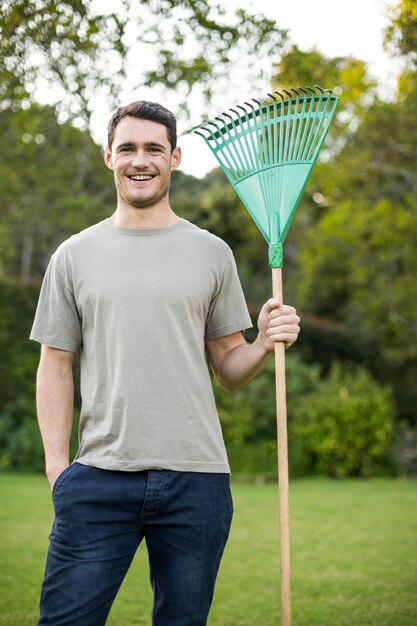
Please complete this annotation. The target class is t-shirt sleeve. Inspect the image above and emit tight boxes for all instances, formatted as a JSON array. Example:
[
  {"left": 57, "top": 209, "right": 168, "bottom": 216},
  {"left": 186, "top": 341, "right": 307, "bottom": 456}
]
[
  {"left": 205, "top": 247, "right": 253, "bottom": 340},
  {"left": 29, "top": 253, "right": 82, "bottom": 352}
]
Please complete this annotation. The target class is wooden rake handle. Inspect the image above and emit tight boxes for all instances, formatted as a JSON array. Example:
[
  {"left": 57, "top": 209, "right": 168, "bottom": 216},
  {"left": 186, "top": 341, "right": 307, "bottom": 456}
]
[{"left": 272, "top": 267, "right": 291, "bottom": 626}]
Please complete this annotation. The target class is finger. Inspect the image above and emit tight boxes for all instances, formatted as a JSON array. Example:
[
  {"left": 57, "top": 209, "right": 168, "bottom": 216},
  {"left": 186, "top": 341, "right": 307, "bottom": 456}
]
[
  {"left": 266, "top": 325, "right": 300, "bottom": 337},
  {"left": 267, "top": 331, "right": 299, "bottom": 345},
  {"left": 269, "top": 305, "right": 298, "bottom": 319},
  {"left": 264, "top": 298, "right": 282, "bottom": 313},
  {"left": 268, "top": 315, "right": 301, "bottom": 329}
]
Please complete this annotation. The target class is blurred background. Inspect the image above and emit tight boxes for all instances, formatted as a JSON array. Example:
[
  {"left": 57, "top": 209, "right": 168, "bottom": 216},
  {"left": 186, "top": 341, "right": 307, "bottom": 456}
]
[{"left": 0, "top": 0, "right": 416, "bottom": 479}]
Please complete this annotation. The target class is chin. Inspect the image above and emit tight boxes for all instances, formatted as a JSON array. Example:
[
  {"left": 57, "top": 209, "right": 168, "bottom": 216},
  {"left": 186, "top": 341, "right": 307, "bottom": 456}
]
[{"left": 123, "top": 194, "right": 158, "bottom": 209}]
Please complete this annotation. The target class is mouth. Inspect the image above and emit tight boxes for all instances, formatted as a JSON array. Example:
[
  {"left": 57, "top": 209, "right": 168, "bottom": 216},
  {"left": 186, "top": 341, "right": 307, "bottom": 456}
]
[{"left": 127, "top": 174, "right": 155, "bottom": 182}]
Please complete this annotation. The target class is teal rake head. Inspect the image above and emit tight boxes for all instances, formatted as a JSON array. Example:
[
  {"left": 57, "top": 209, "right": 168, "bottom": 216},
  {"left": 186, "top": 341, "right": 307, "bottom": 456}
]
[{"left": 194, "top": 86, "right": 339, "bottom": 268}]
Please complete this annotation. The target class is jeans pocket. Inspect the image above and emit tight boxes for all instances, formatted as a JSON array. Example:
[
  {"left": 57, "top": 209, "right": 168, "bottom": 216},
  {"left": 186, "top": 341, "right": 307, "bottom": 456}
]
[
  {"left": 221, "top": 474, "right": 234, "bottom": 520},
  {"left": 52, "top": 462, "right": 80, "bottom": 499}
]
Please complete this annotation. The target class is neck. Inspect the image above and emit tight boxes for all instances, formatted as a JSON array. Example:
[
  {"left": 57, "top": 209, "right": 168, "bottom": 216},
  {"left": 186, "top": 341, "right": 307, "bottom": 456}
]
[{"left": 110, "top": 201, "right": 180, "bottom": 230}]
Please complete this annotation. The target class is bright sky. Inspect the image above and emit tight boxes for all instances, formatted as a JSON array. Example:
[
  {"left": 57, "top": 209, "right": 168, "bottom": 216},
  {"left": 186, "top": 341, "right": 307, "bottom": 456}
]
[{"left": 178, "top": 0, "right": 402, "bottom": 178}]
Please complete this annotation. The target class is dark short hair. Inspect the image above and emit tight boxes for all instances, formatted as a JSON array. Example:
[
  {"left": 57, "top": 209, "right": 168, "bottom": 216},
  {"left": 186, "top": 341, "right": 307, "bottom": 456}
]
[{"left": 107, "top": 101, "right": 177, "bottom": 152}]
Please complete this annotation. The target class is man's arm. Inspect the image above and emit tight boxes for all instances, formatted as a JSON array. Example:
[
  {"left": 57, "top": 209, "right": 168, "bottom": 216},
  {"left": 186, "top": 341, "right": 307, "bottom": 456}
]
[
  {"left": 36, "top": 345, "right": 76, "bottom": 489},
  {"left": 206, "top": 299, "right": 300, "bottom": 391}
]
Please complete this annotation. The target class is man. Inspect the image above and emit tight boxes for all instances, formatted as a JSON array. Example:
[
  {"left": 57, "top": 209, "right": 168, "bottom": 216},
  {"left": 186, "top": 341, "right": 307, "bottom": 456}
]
[{"left": 30, "top": 101, "right": 300, "bottom": 626}]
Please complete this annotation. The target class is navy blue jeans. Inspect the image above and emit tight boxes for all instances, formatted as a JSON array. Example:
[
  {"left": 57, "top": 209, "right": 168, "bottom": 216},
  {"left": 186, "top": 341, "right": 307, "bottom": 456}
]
[{"left": 38, "top": 464, "right": 233, "bottom": 626}]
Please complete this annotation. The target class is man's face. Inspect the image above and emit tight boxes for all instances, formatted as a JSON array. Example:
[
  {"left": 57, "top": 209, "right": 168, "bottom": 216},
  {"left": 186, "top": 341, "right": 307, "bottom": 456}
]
[{"left": 105, "top": 116, "right": 181, "bottom": 210}]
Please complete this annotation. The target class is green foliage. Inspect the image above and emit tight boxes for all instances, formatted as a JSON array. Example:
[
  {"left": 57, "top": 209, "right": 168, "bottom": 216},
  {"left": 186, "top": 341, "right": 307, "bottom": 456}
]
[
  {"left": 0, "top": 395, "right": 80, "bottom": 473},
  {"left": 384, "top": 0, "right": 417, "bottom": 63},
  {"left": 291, "top": 362, "right": 395, "bottom": 478},
  {"left": 214, "top": 353, "right": 395, "bottom": 478},
  {"left": 0, "top": 283, "right": 39, "bottom": 407},
  {"left": 272, "top": 45, "right": 376, "bottom": 133},
  {"left": 214, "top": 353, "right": 320, "bottom": 448},
  {"left": 171, "top": 168, "right": 262, "bottom": 264},
  {"left": 0, "top": 104, "right": 114, "bottom": 283},
  {"left": 296, "top": 197, "right": 417, "bottom": 358},
  {"left": 0, "top": 0, "right": 129, "bottom": 118},
  {"left": 390, "top": 422, "right": 417, "bottom": 477},
  {"left": 0, "top": 0, "right": 287, "bottom": 120},
  {"left": 0, "top": 397, "right": 43, "bottom": 472},
  {"left": 0, "top": 282, "right": 81, "bottom": 472}
]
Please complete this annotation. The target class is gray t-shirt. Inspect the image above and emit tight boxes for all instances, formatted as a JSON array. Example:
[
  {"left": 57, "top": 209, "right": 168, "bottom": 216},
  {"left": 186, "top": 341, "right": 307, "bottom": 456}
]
[{"left": 30, "top": 218, "right": 253, "bottom": 473}]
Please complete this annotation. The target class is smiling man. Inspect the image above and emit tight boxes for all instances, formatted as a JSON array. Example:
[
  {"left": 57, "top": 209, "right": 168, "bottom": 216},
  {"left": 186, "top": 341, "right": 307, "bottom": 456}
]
[{"left": 30, "top": 101, "right": 300, "bottom": 626}]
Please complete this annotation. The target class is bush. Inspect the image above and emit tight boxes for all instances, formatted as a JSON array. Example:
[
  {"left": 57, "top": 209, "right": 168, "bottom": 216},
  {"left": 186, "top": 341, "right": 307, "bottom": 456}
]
[
  {"left": 290, "top": 362, "right": 395, "bottom": 478},
  {"left": 0, "top": 395, "right": 80, "bottom": 473},
  {"left": 390, "top": 422, "right": 417, "bottom": 477},
  {"left": 214, "top": 352, "right": 320, "bottom": 448}
]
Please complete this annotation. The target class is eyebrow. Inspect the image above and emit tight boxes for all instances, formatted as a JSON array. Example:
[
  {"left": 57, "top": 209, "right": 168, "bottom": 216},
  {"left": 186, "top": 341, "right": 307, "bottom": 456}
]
[{"left": 115, "top": 141, "right": 166, "bottom": 152}]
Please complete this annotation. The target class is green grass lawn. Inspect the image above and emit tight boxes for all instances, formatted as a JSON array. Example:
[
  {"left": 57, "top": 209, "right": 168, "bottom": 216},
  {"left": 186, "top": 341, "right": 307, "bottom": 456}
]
[{"left": 0, "top": 475, "right": 416, "bottom": 626}]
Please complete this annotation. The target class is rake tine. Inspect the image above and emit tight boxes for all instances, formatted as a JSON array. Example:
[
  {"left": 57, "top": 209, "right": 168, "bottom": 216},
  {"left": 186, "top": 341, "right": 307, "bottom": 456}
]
[
  {"left": 280, "top": 90, "right": 294, "bottom": 161},
  {"left": 229, "top": 107, "right": 243, "bottom": 120},
  {"left": 243, "top": 101, "right": 258, "bottom": 124},
  {"left": 193, "top": 129, "right": 208, "bottom": 139},
  {"left": 237, "top": 103, "right": 251, "bottom": 114},
  {"left": 208, "top": 118, "right": 243, "bottom": 181},
  {"left": 220, "top": 109, "right": 252, "bottom": 176},
  {"left": 205, "top": 120, "right": 226, "bottom": 145},
  {"left": 214, "top": 115, "right": 230, "bottom": 130},
  {"left": 300, "top": 89, "right": 323, "bottom": 160},
  {"left": 309, "top": 92, "right": 334, "bottom": 161},
  {"left": 214, "top": 115, "right": 235, "bottom": 141},
  {"left": 286, "top": 89, "right": 301, "bottom": 161},
  {"left": 253, "top": 98, "right": 273, "bottom": 204},
  {"left": 305, "top": 87, "right": 330, "bottom": 160},
  {"left": 206, "top": 120, "right": 223, "bottom": 137},
  {"left": 197, "top": 125, "right": 218, "bottom": 141},
  {"left": 235, "top": 104, "right": 259, "bottom": 173},
  {"left": 274, "top": 90, "right": 285, "bottom": 100},
  {"left": 322, "top": 88, "right": 333, "bottom": 97},
  {"left": 228, "top": 108, "right": 254, "bottom": 174},
  {"left": 211, "top": 111, "right": 244, "bottom": 178},
  {"left": 221, "top": 110, "right": 237, "bottom": 130},
  {"left": 288, "top": 89, "right": 304, "bottom": 161}
]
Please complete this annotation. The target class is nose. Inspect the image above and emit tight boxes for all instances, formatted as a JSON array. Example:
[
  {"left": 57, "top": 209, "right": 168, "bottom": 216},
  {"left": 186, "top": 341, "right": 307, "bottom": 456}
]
[{"left": 131, "top": 150, "right": 148, "bottom": 168}]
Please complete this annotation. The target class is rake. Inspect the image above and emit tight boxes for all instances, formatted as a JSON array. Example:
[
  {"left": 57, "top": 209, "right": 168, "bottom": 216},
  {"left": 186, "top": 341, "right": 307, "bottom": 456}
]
[{"left": 194, "top": 86, "right": 339, "bottom": 626}]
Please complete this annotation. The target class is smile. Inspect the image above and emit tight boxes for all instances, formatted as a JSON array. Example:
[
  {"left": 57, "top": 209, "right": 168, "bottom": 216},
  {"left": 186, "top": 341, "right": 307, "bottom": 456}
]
[{"left": 127, "top": 174, "right": 155, "bottom": 181}]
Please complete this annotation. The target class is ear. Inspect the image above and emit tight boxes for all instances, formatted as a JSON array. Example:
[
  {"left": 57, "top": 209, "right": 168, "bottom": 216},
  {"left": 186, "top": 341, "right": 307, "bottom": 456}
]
[
  {"left": 170, "top": 146, "right": 182, "bottom": 172},
  {"left": 104, "top": 147, "right": 114, "bottom": 170}
]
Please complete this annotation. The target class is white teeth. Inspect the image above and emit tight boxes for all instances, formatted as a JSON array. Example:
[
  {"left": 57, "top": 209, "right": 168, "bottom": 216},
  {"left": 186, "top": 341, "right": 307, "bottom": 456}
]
[{"left": 129, "top": 175, "right": 153, "bottom": 181}]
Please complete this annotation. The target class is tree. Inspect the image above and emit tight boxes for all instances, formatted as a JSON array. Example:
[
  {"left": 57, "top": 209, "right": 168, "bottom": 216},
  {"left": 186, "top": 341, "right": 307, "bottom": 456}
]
[
  {"left": 277, "top": 33, "right": 417, "bottom": 422},
  {"left": 384, "top": 0, "right": 417, "bottom": 64},
  {"left": 0, "top": 0, "right": 287, "bottom": 124},
  {"left": 0, "top": 104, "right": 115, "bottom": 284},
  {"left": 272, "top": 44, "right": 376, "bottom": 136}
]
